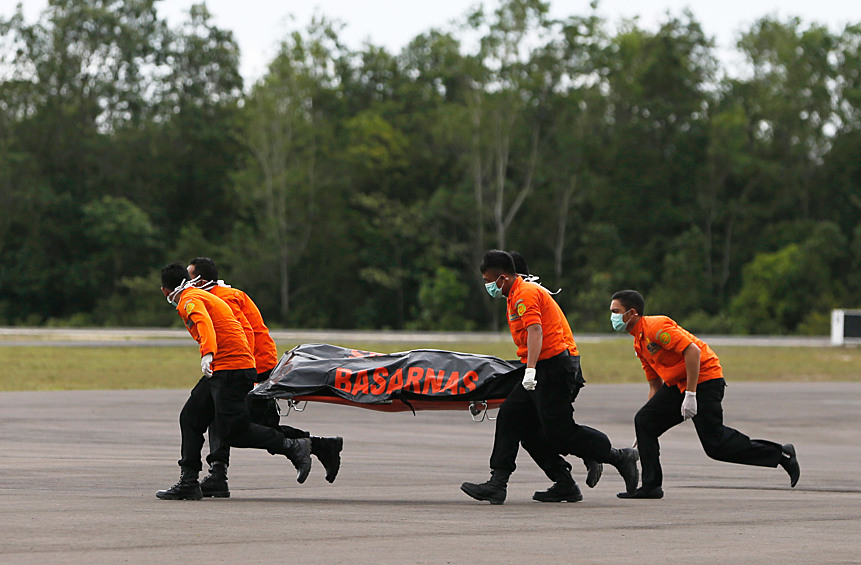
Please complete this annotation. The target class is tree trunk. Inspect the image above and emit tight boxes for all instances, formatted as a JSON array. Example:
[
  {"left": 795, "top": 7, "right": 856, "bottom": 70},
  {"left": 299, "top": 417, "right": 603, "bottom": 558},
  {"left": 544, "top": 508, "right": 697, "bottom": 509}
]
[
  {"left": 279, "top": 234, "right": 290, "bottom": 319},
  {"left": 554, "top": 176, "right": 576, "bottom": 280},
  {"left": 718, "top": 212, "right": 735, "bottom": 299}
]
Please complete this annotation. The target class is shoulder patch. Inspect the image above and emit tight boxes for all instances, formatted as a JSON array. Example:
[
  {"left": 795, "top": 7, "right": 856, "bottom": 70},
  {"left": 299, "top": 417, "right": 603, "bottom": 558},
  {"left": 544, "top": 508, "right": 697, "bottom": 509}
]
[
  {"left": 509, "top": 298, "right": 526, "bottom": 321},
  {"left": 185, "top": 301, "right": 195, "bottom": 315},
  {"left": 657, "top": 330, "right": 671, "bottom": 345}
]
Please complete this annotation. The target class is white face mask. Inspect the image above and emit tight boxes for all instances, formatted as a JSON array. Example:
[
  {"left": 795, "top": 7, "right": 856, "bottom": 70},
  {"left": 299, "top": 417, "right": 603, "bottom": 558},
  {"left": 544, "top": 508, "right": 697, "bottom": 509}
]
[
  {"left": 166, "top": 276, "right": 201, "bottom": 306},
  {"left": 610, "top": 309, "right": 633, "bottom": 332},
  {"left": 190, "top": 277, "right": 219, "bottom": 291},
  {"left": 484, "top": 275, "right": 505, "bottom": 299}
]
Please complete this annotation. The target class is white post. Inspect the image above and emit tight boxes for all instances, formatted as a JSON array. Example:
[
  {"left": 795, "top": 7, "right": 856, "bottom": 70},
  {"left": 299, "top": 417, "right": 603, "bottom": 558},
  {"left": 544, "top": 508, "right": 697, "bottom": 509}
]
[{"left": 831, "top": 309, "right": 844, "bottom": 346}]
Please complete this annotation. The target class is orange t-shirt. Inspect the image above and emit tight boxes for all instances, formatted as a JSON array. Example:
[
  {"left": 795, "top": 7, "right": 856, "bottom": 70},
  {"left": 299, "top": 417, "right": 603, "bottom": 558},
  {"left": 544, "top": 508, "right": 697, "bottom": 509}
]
[
  {"left": 630, "top": 315, "right": 723, "bottom": 391},
  {"left": 176, "top": 287, "right": 255, "bottom": 372},
  {"left": 208, "top": 286, "right": 255, "bottom": 356},
  {"left": 506, "top": 276, "right": 579, "bottom": 363},
  {"left": 210, "top": 285, "right": 278, "bottom": 374}
]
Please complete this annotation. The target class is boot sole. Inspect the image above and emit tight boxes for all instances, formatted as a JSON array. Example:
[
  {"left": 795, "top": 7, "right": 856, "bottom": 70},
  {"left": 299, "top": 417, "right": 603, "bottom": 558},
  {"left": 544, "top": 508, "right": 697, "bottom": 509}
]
[
  {"left": 617, "top": 450, "right": 640, "bottom": 494},
  {"left": 782, "top": 444, "right": 800, "bottom": 488},
  {"left": 320, "top": 437, "right": 344, "bottom": 483},
  {"left": 617, "top": 488, "right": 663, "bottom": 499},
  {"left": 294, "top": 438, "right": 312, "bottom": 484},
  {"left": 201, "top": 491, "right": 230, "bottom": 498},
  {"left": 532, "top": 495, "right": 583, "bottom": 503},
  {"left": 156, "top": 492, "right": 203, "bottom": 500},
  {"left": 586, "top": 463, "right": 603, "bottom": 488}
]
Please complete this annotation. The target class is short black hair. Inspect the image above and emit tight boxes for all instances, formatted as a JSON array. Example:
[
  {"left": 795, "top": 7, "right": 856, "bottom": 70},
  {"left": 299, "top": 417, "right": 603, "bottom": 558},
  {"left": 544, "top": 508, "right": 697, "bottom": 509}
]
[
  {"left": 189, "top": 257, "right": 218, "bottom": 281},
  {"left": 161, "top": 262, "right": 191, "bottom": 290},
  {"left": 480, "top": 250, "right": 516, "bottom": 275},
  {"left": 509, "top": 251, "right": 529, "bottom": 275},
  {"left": 612, "top": 290, "right": 645, "bottom": 316}
]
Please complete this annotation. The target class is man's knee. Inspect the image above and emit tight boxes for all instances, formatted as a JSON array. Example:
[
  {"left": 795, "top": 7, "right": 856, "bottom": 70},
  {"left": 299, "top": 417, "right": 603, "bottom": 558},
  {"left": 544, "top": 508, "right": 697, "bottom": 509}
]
[
  {"left": 635, "top": 403, "right": 676, "bottom": 434},
  {"left": 702, "top": 444, "right": 730, "bottom": 461},
  {"left": 542, "top": 418, "right": 580, "bottom": 453},
  {"left": 496, "top": 401, "right": 527, "bottom": 430},
  {"left": 247, "top": 396, "right": 279, "bottom": 427},
  {"left": 220, "top": 414, "right": 252, "bottom": 442},
  {"left": 180, "top": 404, "right": 205, "bottom": 432},
  {"left": 543, "top": 428, "right": 567, "bottom": 451},
  {"left": 700, "top": 435, "right": 731, "bottom": 461},
  {"left": 633, "top": 407, "right": 652, "bottom": 432},
  {"left": 259, "top": 400, "right": 281, "bottom": 429}
]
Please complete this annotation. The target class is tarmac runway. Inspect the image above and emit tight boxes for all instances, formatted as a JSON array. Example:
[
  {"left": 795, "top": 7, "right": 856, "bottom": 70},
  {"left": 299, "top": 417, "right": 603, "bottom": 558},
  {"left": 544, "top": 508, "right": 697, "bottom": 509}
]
[
  {"left": 1, "top": 382, "right": 860, "bottom": 564},
  {"left": 0, "top": 326, "right": 835, "bottom": 347}
]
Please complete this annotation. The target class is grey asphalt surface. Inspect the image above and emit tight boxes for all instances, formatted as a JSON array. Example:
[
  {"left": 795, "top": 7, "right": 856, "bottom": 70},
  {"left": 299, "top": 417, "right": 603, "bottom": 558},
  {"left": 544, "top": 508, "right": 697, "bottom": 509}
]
[{"left": 1, "top": 382, "right": 860, "bottom": 564}]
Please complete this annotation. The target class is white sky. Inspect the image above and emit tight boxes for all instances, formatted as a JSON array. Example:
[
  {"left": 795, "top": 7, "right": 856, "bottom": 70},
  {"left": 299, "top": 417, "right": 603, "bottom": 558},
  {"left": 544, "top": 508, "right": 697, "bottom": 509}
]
[{"left": 2, "top": 0, "right": 858, "bottom": 84}]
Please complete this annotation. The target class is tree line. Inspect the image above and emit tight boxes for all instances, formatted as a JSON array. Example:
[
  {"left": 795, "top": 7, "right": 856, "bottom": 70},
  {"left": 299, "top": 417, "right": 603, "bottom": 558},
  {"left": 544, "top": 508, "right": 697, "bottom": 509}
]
[{"left": 1, "top": 0, "right": 859, "bottom": 334}]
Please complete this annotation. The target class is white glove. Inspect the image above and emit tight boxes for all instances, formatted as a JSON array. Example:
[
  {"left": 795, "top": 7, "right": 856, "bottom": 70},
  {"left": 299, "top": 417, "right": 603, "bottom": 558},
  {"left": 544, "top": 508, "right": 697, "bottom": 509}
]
[
  {"left": 201, "top": 353, "right": 213, "bottom": 377},
  {"left": 522, "top": 367, "right": 537, "bottom": 391},
  {"left": 681, "top": 390, "right": 697, "bottom": 420}
]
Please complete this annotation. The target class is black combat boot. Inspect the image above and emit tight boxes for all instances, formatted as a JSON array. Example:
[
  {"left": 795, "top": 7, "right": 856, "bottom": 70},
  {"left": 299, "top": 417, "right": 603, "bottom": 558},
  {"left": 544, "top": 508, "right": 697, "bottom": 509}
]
[
  {"left": 460, "top": 470, "right": 509, "bottom": 505},
  {"left": 617, "top": 485, "right": 663, "bottom": 499},
  {"left": 610, "top": 447, "right": 639, "bottom": 494},
  {"left": 780, "top": 444, "right": 800, "bottom": 488},
  {"left": 533, "top": 465, "right": 583, "bottom": 503},
  {"left": 156, "top": 469, "right": 202, "bottom": 500},
  {"left": 200, "top": 462, "right": 230, "bottom": 498},
  {"left": 283, "top": 437, "right": 312, "bottom": 483},
  {"left": 583, "top": 459, "right": 603, "bottom": 488},
  {"left": 311, "top": 436, "right": 344, "bottom": 483}
]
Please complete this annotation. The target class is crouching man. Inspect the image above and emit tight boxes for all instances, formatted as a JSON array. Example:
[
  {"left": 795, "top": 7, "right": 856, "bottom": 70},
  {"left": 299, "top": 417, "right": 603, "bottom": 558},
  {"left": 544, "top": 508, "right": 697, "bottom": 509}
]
[{"left": 610, "top": 289, "right": 800, "bottom": 499}]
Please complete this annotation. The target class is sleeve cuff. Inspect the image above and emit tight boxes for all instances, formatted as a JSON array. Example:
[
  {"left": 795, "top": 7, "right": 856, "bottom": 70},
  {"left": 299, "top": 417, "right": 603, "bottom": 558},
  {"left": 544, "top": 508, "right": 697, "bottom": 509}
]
[{"left": 520, "top": 314, "right": 541, "bottom": 327}]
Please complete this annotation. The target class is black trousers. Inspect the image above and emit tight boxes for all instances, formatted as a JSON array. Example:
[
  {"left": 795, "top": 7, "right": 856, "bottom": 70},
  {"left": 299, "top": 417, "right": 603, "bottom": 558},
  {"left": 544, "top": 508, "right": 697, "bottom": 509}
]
[
  {"left": 178, "top": 369, "right": 288, "bottom": 473},
  {"left": 635, "top": 378, "right": 784, "bottom": 488},
  {"left": 205, "top": 370, "right": 310, "bottom": 467},
  {"left": 489, "top": 352, "right": 613, "bottom": 478}
]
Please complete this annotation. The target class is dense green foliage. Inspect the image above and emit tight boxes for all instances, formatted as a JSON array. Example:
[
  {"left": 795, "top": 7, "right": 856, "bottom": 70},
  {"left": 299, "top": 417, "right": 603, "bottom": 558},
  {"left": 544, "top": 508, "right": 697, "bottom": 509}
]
[{"left": 0, "top": 0, "right": 859, "bottom": 334}]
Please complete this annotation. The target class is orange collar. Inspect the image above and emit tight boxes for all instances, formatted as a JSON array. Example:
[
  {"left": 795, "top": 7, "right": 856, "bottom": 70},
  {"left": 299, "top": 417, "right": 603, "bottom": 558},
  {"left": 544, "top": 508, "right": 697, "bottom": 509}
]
[{"left": 629, "top": 315, "right": 644, "bottom": 338}]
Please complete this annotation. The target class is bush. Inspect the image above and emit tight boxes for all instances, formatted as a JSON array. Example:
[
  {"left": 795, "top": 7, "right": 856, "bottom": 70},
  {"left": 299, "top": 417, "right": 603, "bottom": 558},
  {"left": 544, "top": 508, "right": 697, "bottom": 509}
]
[
  {"left": 678, "top": 310, "right": 736, "bottom": 335},
  {"left": 89, "top": 272, "right": 178, "bottom": 327},
  {"left": 729, "top": 222, "right": 848, "bottom": 334},
  {"left": 409, "top": 266, "right": 476, "bottom": 331}
]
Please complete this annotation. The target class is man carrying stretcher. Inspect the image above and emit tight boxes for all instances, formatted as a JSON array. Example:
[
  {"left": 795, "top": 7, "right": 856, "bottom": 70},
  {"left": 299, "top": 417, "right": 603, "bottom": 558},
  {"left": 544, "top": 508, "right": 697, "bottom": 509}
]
[
  {"left": 156, "top": 262, "right": 312, "bottom": 500},
  {"left": 461, "top": 250, "right": 639, "bottom": 504},
  {"left": 187, "top": 257, "right": 344, "bottom": 497}
]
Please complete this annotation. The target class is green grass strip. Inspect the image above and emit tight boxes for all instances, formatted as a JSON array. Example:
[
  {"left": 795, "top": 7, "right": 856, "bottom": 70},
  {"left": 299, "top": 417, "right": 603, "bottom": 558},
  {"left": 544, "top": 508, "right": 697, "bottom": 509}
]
[{"left": 1, "top": 340, "right": 858, "bottom": 392}]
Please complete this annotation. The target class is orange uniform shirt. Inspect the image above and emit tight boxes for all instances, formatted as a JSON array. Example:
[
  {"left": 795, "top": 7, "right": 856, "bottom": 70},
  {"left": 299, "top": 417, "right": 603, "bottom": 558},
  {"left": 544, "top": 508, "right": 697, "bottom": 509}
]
[
  {"left": 176, "top": 287, "right": 255, "bottom": 372},
  {"left": 210, "top": 285, "right": 278, "bottom": 374},
  {"left": 506, "top": 276, "right": 579, "bottom": 363},
  {"left": 208, "top": 286, "right": 255, "bottom": 356},
  {"left": 630, "top": 315, "right": 723, "bottom": 391}
]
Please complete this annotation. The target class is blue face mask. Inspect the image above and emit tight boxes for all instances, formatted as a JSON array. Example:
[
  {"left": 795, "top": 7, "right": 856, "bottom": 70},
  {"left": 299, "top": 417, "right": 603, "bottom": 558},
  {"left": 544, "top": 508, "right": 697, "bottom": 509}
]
[
  {"left": 610, "top": 310, "right": 631, "bottom": 332},
  {"left": 485, "top": 276, "right": 504, "bottom": 299}
]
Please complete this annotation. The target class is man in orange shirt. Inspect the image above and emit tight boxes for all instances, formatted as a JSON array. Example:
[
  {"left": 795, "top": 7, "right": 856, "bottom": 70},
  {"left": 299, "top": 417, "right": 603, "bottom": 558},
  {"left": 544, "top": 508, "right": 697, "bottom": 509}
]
[
  {"left": 461, "top": 250, "right": 638, "bottom": 504},
  {"left": 186, "top": 257, "right": 343, "bottom": 497},
  {"left": 610, "top": 289, "right": 800, "bottom": 499},
  {"left": 156, "top": 262, "right": 312, "bottom": 500},
  {"left": 509, "top": 251, "right": 603, "bottom": 489}
]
